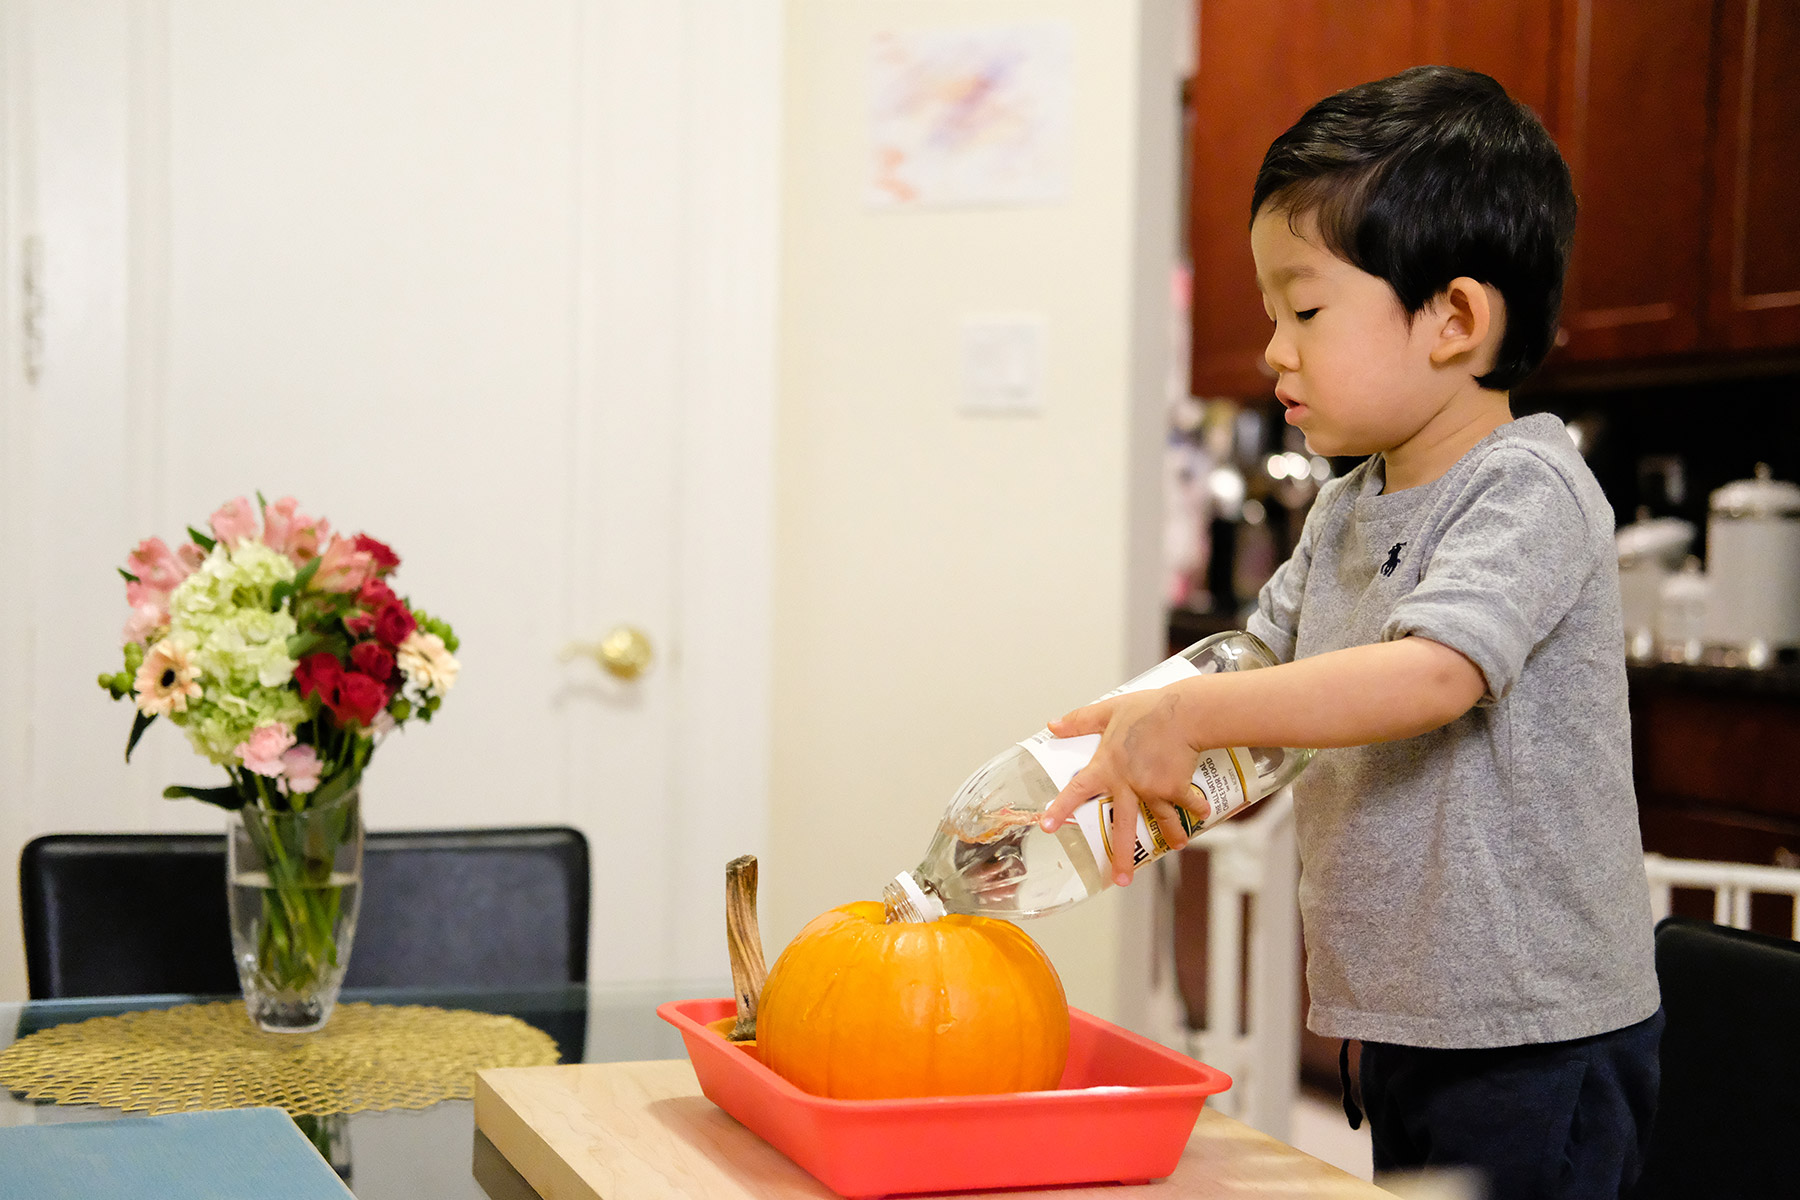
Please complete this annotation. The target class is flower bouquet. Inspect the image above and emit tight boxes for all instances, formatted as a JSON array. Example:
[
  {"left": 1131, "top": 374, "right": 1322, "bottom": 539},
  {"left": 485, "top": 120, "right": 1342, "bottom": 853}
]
[{"left": 98, "top": 495, "right": 460, "bottom": 1030}]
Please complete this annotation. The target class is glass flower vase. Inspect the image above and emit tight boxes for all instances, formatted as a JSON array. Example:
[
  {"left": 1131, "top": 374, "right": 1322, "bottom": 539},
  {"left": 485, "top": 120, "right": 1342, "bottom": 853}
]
[{"left": 226, "top": 786, "right": 364, "bottom": 1033}]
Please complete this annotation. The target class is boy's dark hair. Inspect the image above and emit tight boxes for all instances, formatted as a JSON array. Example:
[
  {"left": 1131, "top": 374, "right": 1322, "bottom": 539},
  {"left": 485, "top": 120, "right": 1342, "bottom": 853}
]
[{"left": 1252, "top": 66, "right": 1576, "bottom": 391}]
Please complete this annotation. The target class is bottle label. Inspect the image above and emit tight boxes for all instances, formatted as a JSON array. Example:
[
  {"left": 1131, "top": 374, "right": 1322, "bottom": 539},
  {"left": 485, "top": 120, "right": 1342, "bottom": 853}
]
[
  {"left": 1017, "top": 652, "right": 1202, "bottom": 788},
  {"left": 1064, "top": 746, "right": 1254, "bottom": 870},
  {"left": 1018, "top": 651, "right": 1256, "bottom": 868}
]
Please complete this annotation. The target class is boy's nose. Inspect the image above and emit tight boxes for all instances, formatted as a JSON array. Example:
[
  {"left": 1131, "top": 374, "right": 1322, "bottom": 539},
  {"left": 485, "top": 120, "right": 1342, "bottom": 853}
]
[{"left": 1263, "top": 329, "right": 1298, "bottom": 375}]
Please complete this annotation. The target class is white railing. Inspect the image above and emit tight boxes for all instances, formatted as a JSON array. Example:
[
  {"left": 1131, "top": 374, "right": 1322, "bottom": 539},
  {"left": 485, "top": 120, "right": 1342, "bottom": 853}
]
[
  {"left": 1150, "top": 785, "right": 1301, "bottom": 1141},
  {"left": 1643, "top": 853, "right": 1800, "bottom": 937}
]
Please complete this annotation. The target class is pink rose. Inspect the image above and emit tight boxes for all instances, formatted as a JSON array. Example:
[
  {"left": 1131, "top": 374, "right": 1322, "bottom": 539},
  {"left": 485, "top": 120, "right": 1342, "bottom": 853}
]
[
  {"left": 314, "top": 534, "right": 377, "bottom": 593},
  {"left": 124, "top": 537, "right": 198, "bottom": 609},
  {"left": 121, "top": 603, "right": 168, "bottom": 647},
  {"left": 235, "top": 723, "right": 296, "bottom": 777},
  {"left": 281, "top": 744, "right": 323, "bottom": 795},
  {"left": 261, "top": 496, "right": 331, "bottom": 564},
  {"left": 209, "top": 496, "right": 260, "bottom": 549}
]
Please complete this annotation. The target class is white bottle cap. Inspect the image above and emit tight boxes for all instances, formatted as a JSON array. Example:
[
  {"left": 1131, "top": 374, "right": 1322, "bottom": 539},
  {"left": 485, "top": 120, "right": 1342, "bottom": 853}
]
[{"left": 891, "top": 870, "right": 947, "bottom": 922}]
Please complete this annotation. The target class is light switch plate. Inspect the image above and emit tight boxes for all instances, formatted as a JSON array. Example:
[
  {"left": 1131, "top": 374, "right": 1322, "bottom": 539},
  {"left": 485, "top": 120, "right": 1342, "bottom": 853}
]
[{"left": 960, "top": 314, "right": 1046, "bottom": 415}]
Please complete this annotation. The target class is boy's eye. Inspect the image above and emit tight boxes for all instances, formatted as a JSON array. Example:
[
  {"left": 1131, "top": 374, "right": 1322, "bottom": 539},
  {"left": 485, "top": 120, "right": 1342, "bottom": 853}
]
[{"left": 1295, "top": 308, "right": 1320, "bottom": 322}]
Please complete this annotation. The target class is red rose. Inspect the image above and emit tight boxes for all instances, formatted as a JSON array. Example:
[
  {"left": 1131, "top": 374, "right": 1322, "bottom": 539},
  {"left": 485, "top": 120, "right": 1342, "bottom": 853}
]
[
  {"left": 374, "top": 602, "right": 417, "bottom": 648},
  {"left": 357, "top": 578, "right": 397, "bottom": 610},
  {"left": 329, "top": 672, "right": 390, "bottom": 728},
  {"left": 344, "top": 610, "right": 376, "bottom": 638},
  {"left": 354, "top": 534, "right": 400, "bottom": 572},
  {"left": 350, "top": 641, "right": 395, "bottom": 681},
  {"left": 294, "top": 652, "right": 343, "bottom": 704}
]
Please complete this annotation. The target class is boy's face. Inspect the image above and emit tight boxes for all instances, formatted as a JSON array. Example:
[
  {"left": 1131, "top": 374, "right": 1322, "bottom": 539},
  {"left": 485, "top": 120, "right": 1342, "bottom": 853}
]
[{"left": 1251, "top": 207, "right": 1457, "bottom": 460}]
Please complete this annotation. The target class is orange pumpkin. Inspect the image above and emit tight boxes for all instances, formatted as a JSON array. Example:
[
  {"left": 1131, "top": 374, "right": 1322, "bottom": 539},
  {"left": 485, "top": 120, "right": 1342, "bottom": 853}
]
[{"left": 756, "top": 900, "right": 1069, "bottom": 1100}]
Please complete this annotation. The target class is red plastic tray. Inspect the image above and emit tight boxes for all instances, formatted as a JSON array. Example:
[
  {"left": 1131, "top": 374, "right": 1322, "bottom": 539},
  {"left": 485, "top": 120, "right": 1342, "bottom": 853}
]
[{"left": 658, "top": 997, "right": 1231, "bottom": 1198}]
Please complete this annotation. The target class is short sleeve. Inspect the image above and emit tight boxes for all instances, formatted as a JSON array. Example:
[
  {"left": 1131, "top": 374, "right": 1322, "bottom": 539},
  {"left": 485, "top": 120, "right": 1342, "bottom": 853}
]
[{"left": 1382, "top": 449, "right": 1596, "bottom": 704}]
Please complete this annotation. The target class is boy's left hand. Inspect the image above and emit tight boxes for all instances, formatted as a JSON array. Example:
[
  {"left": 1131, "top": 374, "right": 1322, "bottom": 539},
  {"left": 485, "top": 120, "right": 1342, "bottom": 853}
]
[{"left": 1038, "top": 683, "right": 1206, "bottom": 887}]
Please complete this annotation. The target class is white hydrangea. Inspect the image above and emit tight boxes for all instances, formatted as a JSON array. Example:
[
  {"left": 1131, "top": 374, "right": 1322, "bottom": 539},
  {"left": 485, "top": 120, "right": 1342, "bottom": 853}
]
[{"left": 164, "top": 540, "right": 306, "bottom": 764}]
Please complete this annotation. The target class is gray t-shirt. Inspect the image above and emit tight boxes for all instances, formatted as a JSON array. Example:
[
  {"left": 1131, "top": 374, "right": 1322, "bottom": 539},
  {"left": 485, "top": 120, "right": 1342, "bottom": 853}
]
[{"left": 1248, "top": 412, "right": 1660, "bottom": 1049}]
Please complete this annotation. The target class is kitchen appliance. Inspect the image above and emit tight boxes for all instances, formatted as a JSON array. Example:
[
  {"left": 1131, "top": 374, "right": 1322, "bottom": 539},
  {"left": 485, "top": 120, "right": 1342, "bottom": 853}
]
[
  {"left": 1616, "top": 512, "right": 1695, "bottom": 661},
  {"left": 1701, "top": 464, "right": 1800, "bottom": 667}
]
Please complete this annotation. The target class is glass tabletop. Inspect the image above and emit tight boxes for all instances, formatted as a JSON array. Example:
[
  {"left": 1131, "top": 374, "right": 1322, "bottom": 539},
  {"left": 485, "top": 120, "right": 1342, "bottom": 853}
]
[{"left": 0, "top": 980, "right": 729, "bottom": 1199}]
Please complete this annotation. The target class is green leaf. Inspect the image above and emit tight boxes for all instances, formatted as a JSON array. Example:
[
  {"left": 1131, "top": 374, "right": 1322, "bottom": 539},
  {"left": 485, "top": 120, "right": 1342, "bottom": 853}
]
[
  {"left": 293, "top": 556, "right": 321, "bottom": 592},
  {"left": 286, "top": 631, "right": 347, "bottom": 660},
  {"left": 162, "top": 784, "right": 250, "bottom": 811},
  {"left": 126, "top": 710, "right": 156, "bottom": 761},
  {"left": 306, "top": 767, "right": 360, "bottom": 811},
  {"left": 256, "top": 489, "right": 269, "bottom": 512},
  {"left": 117, "top": 567, "right": 140, "bottom": 584},
  {"left": 187, "top": 526, "right": 217, "bottom": 552}
]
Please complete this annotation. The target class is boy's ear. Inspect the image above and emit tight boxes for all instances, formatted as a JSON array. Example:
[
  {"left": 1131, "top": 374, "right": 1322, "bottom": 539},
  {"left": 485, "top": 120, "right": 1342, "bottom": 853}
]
[{"left": 1428, "top": 277, "right": 1502, "bottom": 371}]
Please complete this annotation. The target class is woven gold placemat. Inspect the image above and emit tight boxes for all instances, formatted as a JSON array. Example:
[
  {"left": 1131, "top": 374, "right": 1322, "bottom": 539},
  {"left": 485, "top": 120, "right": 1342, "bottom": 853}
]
[{"left": 0, "top": 1001, "right": 560, "bottom": 1116}]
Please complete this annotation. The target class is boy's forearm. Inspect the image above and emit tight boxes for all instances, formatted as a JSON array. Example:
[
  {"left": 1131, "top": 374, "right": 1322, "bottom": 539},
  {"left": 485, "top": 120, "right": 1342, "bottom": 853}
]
[{"left": 1170, "top": 636, "right": 1486, "bottom": 750}]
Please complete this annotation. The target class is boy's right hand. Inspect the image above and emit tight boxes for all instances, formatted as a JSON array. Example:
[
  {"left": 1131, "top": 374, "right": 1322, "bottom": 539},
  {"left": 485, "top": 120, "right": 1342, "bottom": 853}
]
[{"left": 1038, "top": 682, "right": 1210, "bottom": 888}]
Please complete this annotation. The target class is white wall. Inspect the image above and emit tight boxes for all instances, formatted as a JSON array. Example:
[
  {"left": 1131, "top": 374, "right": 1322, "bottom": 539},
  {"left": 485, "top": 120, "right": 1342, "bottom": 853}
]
[
  {"left": 763, "top": 0, "right": 1179, "bottom": 1027},
  {"left": 0, "top": 0, "right": 1180, "bottom": 1019}
]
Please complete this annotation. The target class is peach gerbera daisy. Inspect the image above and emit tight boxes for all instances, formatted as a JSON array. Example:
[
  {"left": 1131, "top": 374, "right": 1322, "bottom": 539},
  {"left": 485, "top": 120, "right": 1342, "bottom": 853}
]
[{"left": 134, "top": 635, "right": 203, "bottom": 717}]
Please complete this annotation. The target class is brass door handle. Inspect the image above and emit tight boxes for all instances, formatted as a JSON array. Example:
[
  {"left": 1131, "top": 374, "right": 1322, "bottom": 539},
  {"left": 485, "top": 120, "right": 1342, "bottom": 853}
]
[{"left": 560, "top": 625, "right": 654, "bottom": 680}]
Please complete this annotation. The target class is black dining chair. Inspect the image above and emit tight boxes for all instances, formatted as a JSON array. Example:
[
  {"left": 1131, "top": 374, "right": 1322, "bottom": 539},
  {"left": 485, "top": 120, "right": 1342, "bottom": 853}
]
[
  {"left": 1630, "top": 916, "right": 1800, "bottom": 1199},
  {"left": 19, "top": 827, "right": 590, "bottom": 999}
]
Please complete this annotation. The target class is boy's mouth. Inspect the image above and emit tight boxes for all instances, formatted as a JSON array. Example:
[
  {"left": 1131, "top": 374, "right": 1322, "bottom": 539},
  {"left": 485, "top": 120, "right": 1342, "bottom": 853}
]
[{"left": 1276, "top": 389, "right": 1306, "bottom": 420}]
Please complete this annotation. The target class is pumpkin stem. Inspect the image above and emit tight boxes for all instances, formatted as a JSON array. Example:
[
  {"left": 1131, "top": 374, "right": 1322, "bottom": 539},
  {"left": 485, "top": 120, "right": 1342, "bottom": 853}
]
[{"left": 724, "top": 854, "right": 768, "bottom": 1042}]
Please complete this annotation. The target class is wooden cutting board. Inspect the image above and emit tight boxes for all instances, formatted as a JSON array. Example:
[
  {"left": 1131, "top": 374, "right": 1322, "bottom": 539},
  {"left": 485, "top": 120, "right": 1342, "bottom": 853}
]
[{"left": 475, "top": 1060, "right": 1397, "bottom": 1199}]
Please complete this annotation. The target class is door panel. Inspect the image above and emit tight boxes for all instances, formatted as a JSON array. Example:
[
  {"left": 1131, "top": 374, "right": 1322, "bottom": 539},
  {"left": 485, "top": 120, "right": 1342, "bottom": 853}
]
[{"left": 0, "top": 0, "right": 778, "bottom": 994}]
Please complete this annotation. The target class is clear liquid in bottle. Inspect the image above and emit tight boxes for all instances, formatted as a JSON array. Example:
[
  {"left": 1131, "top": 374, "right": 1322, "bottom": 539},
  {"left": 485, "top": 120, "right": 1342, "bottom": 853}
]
[{"left": 884, "top": 631, "right": 1313, "bottom": 923}]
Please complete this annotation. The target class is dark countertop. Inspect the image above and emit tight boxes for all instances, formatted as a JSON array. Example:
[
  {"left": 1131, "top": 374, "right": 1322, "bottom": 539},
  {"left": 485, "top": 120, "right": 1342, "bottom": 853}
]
[
  {"left": 1173, "top": 611, "right": 1800, "bottom": 700},
  {"left": 1627, "top": 660, "right": 1800, "bottom": 699}
]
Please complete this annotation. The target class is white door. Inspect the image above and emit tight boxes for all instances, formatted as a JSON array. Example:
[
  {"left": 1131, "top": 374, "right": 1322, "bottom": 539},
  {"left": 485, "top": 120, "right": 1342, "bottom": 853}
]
[{"left": 0, "top": 0, "right": 778, "bottom": 995}]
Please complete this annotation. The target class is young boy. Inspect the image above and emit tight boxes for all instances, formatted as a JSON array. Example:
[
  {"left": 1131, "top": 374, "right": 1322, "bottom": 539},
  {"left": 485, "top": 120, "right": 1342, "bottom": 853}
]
[{"left": 1040, "top": 67, "right": 1661, "bottom": 1198}]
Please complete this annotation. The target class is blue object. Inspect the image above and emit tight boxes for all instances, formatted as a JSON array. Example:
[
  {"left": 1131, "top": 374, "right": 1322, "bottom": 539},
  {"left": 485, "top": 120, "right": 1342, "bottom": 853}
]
[{"left": 0, "top": 1107, "right": 353, "bottom": 1200}]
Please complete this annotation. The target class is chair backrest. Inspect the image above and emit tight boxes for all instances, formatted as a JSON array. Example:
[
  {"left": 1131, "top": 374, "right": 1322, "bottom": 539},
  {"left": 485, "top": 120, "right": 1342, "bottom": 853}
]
[
  {"left": 19, "top": 827, "right": 589, "bottom": 999},
  {"left": 20, "top": 834, "right": 240, "bottom": 1000},
  {"left": 1632, "top": 917, "right": 1800, "bottom": 1199}
]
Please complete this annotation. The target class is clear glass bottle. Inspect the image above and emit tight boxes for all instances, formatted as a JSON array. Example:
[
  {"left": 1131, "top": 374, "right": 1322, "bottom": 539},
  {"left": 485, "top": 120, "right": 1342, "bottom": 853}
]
[{"left": 884, "top": 631, "right": 1313, "bottom": 923}]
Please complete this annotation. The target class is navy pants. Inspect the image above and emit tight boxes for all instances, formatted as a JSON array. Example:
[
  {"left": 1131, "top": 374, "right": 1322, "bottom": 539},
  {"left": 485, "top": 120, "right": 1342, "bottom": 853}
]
[{"left": 1347, "top": 1009, "right": 1663, "bottom": 1200}]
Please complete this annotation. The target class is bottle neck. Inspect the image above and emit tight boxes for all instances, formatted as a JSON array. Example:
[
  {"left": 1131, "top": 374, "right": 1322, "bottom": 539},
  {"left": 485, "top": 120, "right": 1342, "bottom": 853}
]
[{"left": 883, "top": 871, "right": 946, "bottom": 923}]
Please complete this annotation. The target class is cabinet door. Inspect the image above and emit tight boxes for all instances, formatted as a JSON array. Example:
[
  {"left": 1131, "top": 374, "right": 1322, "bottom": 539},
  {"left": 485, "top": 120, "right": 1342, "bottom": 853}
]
[
  {"left": 1187, "top": 1, "right": 1557, "bottom": 399},
  {"left": 1554, "top": 0, "right": 1715, "bottom": 361},
  {"left": 1704, "top": 0, "right": 1800, "bottom": 351}
]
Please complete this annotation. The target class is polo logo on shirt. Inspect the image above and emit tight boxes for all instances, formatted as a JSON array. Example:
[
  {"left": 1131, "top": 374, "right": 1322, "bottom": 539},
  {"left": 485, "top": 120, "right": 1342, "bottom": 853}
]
[{"left": 1381, "top": 542, "right": 1407, "bottom": 577}]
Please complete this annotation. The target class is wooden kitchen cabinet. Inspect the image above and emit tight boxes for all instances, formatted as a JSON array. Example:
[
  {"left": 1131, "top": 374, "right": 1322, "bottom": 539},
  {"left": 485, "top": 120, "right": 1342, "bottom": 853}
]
[
  {"left": 1186, "top": 0, "right": 1557, "bottom": 399},
  {"left": 1703, "top": 0, "right": 1800, "bottom": 351},
  {"left": 1187, "top": 0, "right": 1800, "bottom": 398},
  {"left": 1553, "top": 0, "right": 1716, "bottom": 361}
]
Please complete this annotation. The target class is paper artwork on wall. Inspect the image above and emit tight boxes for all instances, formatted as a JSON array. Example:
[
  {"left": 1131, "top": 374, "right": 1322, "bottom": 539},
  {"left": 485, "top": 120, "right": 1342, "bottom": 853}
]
[{"left": 867, "top": 23, "right": 1072, "bottom": 209}]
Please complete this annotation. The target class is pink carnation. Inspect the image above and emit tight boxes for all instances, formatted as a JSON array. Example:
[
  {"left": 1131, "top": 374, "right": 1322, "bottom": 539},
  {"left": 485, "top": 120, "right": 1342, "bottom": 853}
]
[
  {"left": 261, "top": 496, "right": 331, "bottom": 564},
  {"left": 280, "top": 744, "right": 323, "bottom": 795},
  {"left": 235, "top": 722, "right": 296, "bottom": 777},
  {"left": 121, "top": 603, "right": 167, "bottom": 647},
  {"left": 209, "top": 496, "right": 260, "bottom": 549},
  {"left": 314, "top": 534, "right": 377, "bottom": 593}
]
